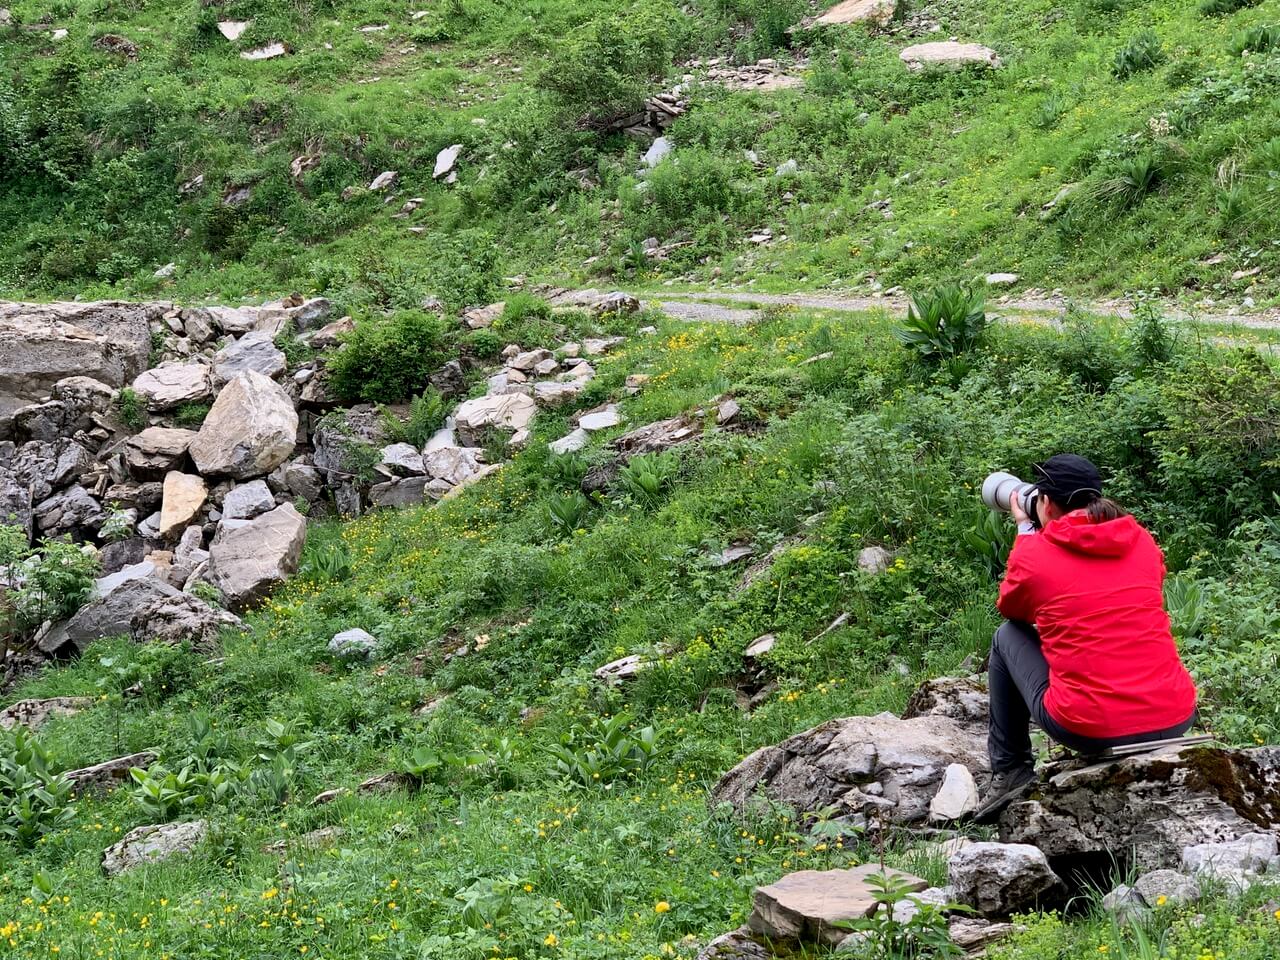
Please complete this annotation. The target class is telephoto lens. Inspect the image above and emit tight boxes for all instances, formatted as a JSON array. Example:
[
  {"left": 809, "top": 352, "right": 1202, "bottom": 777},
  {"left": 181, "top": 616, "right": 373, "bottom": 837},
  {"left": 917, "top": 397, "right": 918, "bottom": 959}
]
[{"left": 982, "top": 472, "right": 1039, "bottom": 515}]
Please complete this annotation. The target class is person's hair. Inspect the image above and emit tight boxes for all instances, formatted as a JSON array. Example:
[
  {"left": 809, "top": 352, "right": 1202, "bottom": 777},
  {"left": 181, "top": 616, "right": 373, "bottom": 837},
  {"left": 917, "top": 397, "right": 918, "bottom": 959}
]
[{"left": 1045, "top": 493, "right": 1128, "bottom": 522}]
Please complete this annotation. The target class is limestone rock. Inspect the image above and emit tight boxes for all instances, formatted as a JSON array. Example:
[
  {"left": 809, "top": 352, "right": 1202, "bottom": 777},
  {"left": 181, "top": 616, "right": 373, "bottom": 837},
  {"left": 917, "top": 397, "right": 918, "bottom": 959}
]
[
  {"left": 33, "top": 485, "right": 104, "bottom": 537},
  {"left": 593, "top": 292, "right": 641, "bottom": 316},
  {"left": 159, "top": 472, "right": 207, "bottom": 539},
  {"left": 213, "top": 331, "right": 286, "bottom": 383},
  {"left": 1181, "top": 832, "right": 1278, "bottom": 887},
  {"left": 0, "top": 301, "right": 156, "bottom": 417},
  {"left": 125, "top": 427, "right": 197, "bottom": 478},
  {"left": 948, "top": 842, "right": 1064, "bottom": 918},
  {"left": 0, "top": 472, "right": 32, "bottom": 541},
  {"left": 533, "top": 381, "right": 583, "bottom": 406},
  {"left": 423, "top": 446, "right": 485, "bottom": 486},
  {"left": 857, "top": 544, "right": 893, "bottom": 573},
  {"left": 1132, "top": 869, "right": 1201, "bottom": 908},
  {"left": 642, "top": 137, "right": 673, "bottom": 168},
  {"left": 283, "top": 462, "right": 324, "bottom": 502},
  {"left": 1101, "top": 884, "right": 1150, "bottom": 924},
  {"left": 696, "top": 928, "right": 770, "bottom": 960},
  {"left": 241, "top": 41, "right": 287, "bottom": 60},
  {"left": 749, "top": 866, "right": 927, "bottom": 946},
  {"left": 56, "top": 577, "right": 181, "bottom": 653},
  {"left": 92, "top": 560, "right": 156, "bottom": 600},
  {"left": 66, "top": 750, "right": 157, "bottom": 793},
  {"left": 379, "top": 443, "right": 425, "bottom": 477},
  {"left": 579, "top": 405, "right": 621, "bottom": 432},
  {"left": 189, "top": 372, "right": 298, "bottom": 479},
  {"left": 103, "top": 820, "right": 208, "bottom": 876},
  {"left": 928, "top": 762, "right": 979, "bottom": 822},
  {"left": 329, "top": 627, "right": 379, "bottom": 660},
  {"left": 0, "top": 697, "right": 94, "bottom": 732},
  {"left": 999, "top": 745, "right": 1280, "bottom": 871},
  {"left": 612, "top": 416, "right": 700, "bottom": 457},
  {"left": 454, "top": 393, "right": 536, "bottom": 446},
  {"left": 369, "top": 170, "right": 399, "bottom": 192},
  {"left": 594, "top": 655, "right": 648, "bottom": 682},
  {"left": 900, "top": 41, "right": 1001, "bottom": 71},
  {"left": 434, "top": 144, "right": 462, "bottom": 179},
  {"left": 901, "top": 676, "right": 989, "bottom": 725},
  {"left": 463, "top": 302, "right": 504, "bottom": 329},
  {"left": 369, "top": 476, "right": 451, "bottom": 508},
  {"left": 712, "top": 680, "right": 990, "bottom": 827},
  {"left": 948, "top": 918, "right": 1017, "bottom": 952},
  {"left": 216, "top": 20, "right": 250, "bottom": 40},
  {"left": 310, "top": 316, "right": 354, "bottom": 349},
  {"left": 815, "top": 0, "right": 895, "bottom": 26},
  {"left": 132, "top": 362, "right": 212, "bottom": 410},
  {"left": 550, "top": 428, "right": 589, "bottom": 455},
  {"left": 207, "top": 503, "right": 306, "bottom": 610},
  {"left": 221, "top": 480, "right": 276, "bottom": 520},
  {"left": 131, "top": 590, "right": 240, "bottom": 652}
]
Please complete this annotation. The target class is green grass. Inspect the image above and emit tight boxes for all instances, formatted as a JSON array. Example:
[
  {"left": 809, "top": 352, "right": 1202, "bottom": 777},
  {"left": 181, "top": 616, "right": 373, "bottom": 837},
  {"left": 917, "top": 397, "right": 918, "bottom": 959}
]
[
  {"left": 5, "top": 304, "right": 1280, "bottom": 957},
  {"left": 2, "top": 0, "right": 1280, "bottom": 306}
]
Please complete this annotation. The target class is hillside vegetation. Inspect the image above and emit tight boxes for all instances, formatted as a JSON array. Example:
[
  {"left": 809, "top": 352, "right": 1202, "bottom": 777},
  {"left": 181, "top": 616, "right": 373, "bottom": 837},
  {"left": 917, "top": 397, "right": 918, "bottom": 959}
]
[
  {"left": 1, "top": 0, "right": 1279, "bottom": 305},
  {"left": 5, "top": 299, "right": 1280, "bottom": 957}
]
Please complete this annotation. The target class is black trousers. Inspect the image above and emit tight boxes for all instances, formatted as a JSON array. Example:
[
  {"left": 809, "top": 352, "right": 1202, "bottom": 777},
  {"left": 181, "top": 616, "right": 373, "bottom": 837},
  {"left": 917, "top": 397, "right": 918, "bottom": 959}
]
[{"left": 987, "top": 620, "right": 1196, "bottom": 774}]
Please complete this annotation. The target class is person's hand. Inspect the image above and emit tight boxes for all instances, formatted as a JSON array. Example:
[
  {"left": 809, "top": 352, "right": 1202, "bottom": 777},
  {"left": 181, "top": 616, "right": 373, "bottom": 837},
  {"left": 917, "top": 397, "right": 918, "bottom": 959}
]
[{"left": 1009, "top": 489, "right": 1031, "bottom": 525}]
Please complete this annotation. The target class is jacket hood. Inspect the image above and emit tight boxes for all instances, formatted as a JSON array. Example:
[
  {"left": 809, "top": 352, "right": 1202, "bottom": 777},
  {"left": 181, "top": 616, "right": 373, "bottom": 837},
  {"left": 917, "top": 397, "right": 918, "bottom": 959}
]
[{"left": 1041, "top": 511, "right": 1143, "bottom": 558}]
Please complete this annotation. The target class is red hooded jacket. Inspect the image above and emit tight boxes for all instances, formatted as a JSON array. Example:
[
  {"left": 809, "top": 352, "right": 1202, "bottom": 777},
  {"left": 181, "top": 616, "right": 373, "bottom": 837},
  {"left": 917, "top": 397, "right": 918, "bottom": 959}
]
[{"left": 997, "top": 511, "right": 1197, "bottom": 738}]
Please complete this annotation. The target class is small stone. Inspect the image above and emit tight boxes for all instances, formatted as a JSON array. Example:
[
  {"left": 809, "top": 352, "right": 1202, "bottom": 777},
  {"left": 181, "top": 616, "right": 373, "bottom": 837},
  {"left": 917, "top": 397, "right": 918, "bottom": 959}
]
[
  {"left": 858, "top": 545, "right": 892, "bottom": 574},
  {"left": 928, "top": 763, "right": 979, "bottom": 822},
  {"left": 221, "top": 480, "right": 276, "bottom": 521},
  {"left": 328, "top": 628, "right": 380, "bottom": 660},
  {"left": 744, "top": 634, "right": 776, "bottom": 658},
  {"left": 1132, "top": 869, "right": 1201, "bottom": 908},
  {"left": 434, "top": 144, "right": 463, "bottom": 179},
  {"left": 550, "top": 429, "right": 589, "bottom": 455},
  {"left": 985, "top": 272, "right": 1019, "bottom": 286},
  {"left": 579, "top": 405, "right": 621, "bottom": 432},
  {"left": 594, "top": 655, "right": 648, "bottom": 682},
  {"left": 216, "top": 20, "right": 250, "bottom": 40},
  {"left": 949, "top": 842, "right": 1064, "bottom": 918},
  {"left": 103, "top": 820, "right": 208, "bottom": 876},
  {"left": 717, "top": 399, "right": 741, "bottom": 424},
  {"left": 369, "top": 170, "right": 399, "bottom": 192},
  {"left": 642, "top": 137, "right": 673, "bottom": 168},
  {"left": 241, "top": 41, "right": 287, "bottom": 60}
]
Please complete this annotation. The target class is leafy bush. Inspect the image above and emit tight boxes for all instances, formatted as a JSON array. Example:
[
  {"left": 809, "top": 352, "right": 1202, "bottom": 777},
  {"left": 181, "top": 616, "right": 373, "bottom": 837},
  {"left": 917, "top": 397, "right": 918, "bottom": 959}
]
[
  {"left": 841, "top": 869, "right": 969, "bottom": 958},
  {"left": 1199, "top": 0, "right": 1260, "bottom": 14},
  {"left": 3, "top": 537, "right": 99, "bottom": 635},
  {"left": 539, "top": 0, "right": 683, "bottom": 127},
  {"left": 547, "top": 713, "right": 663, "bottom": 787},
  {"left": 1112, "top": 31, "right": 1165, "bottom": 78},
  {"left": 617, "top": 452, "right": 681, "bottom": 507},
  {"left": 0, "top": 728, "right": 76, "bottom": 847},
  {"left": 173, "top": 402, "right": 210, "bottom": 429},
  {"left": 327, "top": 310, "right": 451, "bottom": 405},
  {"left": 381, "top": 390, "right": 449, "bottom": 449},
  {"left": 116, "top": 387, "right": 147, "bottom": 431},
  {"left": 548, "top": 492, "right": 592, "bottom": 536},
  {"left": 896, "top": 285, "right": 988, "bottom": 362},
  {"left": 1095, "top": 154, "right": 1162, "bottom": 208},
  {"left": 1229, "top": 24, "right": 1280, "bottom": 56}
]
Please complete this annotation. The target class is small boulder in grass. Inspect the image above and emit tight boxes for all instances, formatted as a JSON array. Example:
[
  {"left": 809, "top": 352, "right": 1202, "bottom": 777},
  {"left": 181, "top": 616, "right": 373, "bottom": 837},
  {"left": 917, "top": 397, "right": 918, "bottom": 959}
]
[{"left": 329, "top": 628, "right": 380, "bottom": 660}]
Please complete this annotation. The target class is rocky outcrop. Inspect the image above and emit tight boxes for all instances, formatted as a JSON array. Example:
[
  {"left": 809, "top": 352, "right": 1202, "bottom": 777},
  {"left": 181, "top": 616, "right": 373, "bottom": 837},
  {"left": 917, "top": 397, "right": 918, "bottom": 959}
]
[
  {"left": 815, "top": 0, "right": 895, "bottom": 26},
  {"left": 66, "top": 750, "right": 157, "bottom": 793},
  {"left": 900, "top": 41, "right": 1001, "bottom": 71},
  {"left": 711, "top": 678, "right": 989, "bottom": 828},
  {"left": 207, "top": 502, "right": 306, "bottom": 610},
  {"left": 102, "top": 820, "right": 208, "bottom": 876},
  {"left": 999, "top": 745, "right": 1280, "bottom": 871},
  {"left": 0, "top": 696, "right": 93, "bottom": 732},
  {"left": 0, "top": 300, "right": 158, "bottom": 423},
  {"left": 189, "top": 372, "right": 298, "bottom": 479},
  {"left": 948, "top": 842, "right": 1065, "bottom": 918}
]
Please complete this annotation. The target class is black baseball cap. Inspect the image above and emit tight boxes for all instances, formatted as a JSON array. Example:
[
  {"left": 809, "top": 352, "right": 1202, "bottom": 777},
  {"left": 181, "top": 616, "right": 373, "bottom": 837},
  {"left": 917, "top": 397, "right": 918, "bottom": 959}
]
[{"left": 1033, "top": 454, "right": 1103, "bottom": 511}]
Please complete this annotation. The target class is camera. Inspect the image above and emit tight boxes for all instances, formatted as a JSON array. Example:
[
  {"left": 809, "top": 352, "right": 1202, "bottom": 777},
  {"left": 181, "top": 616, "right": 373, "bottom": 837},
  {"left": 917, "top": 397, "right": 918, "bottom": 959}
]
[{"left": 982, "top": 471, "right": 1041, "bottom": 524}]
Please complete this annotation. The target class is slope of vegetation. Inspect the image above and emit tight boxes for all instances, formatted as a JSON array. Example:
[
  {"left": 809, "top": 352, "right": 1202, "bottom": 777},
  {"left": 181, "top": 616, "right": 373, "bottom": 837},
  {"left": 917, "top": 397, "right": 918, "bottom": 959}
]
[
  {"left": 4, "top": 301, "right": 1280, "bottom": 957},
  {"left": 1, "top": 0, "right": 1279, "bottom": 305}
]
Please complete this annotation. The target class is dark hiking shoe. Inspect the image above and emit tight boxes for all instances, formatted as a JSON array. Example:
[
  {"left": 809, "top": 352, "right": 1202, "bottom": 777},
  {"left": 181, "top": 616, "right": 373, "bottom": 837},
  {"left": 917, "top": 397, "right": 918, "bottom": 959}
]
[{"left": 973, "top": 767, "right": 1037, "bottom": 824}]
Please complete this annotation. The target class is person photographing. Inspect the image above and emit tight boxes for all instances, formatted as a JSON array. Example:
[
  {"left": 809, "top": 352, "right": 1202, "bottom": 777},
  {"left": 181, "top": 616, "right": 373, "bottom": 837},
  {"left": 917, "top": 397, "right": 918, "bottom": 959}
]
[{"left": 974, "top": 454, "right": 1198, "bottom": 822}]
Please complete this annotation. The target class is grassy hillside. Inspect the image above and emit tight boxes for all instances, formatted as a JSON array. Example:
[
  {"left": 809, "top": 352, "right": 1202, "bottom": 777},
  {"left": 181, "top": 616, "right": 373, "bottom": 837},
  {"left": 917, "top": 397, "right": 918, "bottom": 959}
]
[
  {"left": 5, "top": 302, "right": 1280, "bottom": 957},
  {"left": 2, "top": 0, "right": 1279, "bottom": 306}
]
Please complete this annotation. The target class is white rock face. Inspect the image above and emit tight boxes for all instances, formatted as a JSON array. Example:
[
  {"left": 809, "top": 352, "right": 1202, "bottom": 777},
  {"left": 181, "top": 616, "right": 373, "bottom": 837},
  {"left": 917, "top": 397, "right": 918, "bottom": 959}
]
[
  {"left": 132, "top": 362, "right": 212, "bottom": 410},
  {"left": 642, "top": 137, "right": 673, "bottom": 169},
  {"left": 750, "top": 865, "right": 927, "bottom": 946},
  {"left": 379, "top": 443, "right": 425, "bottom": 477},
  {"left": 453, "top": 393, "right": 536, "bottom": 445},
  {"left": 815, "top": 0, "right": 895, "bottom": 25},
  {"left": 423, "top": 446, "right": 485, "bottom": 486},
  {"left": 159, "top": 472, "right": 208, "bottom": 540},
  {"left": 189, "top": 372, "right": 298, "bottom": 479},
  {"left": 549, "top": 428, "right": 589, "bottom": 455},
  {"left": 213, "top": 332, "right": 286, "bottom": 383},
  {"left": 125, "top": 427, "right": 197, "bottom": 476},
  {"left": 985, "top": 272, "right": 1019, "bottom": 286},
  {"left": 928, "top": 763, "right": 979, "bottom": 822},
  {"left": 217, "top": 20, "right": 250, "bottom": 40},
  {"left": 434, "top": 144, "right": 463, "bottom": 179},
  {"left": 241, "top": 42, "right": 287, "bottom": 60},
  {"left": 329, "top": 628, "right": 379, "bottom": 659},
  {"left": 579, "top": 405, "right": 621, "bottom": 432},
  {"left": 948, "top": 843, "right": 1064, "bottom": 918},
  {"left": 221, "top": 479, "right": 276, "bottom": 521},
  {"left": 900, "top": 41, "right": 1001, "bottom": 71},
  {"left": 369, "top": 170, "right": 399, "bottom": 192},
  {"left": 1181, "top": 833, "right": 1278, "bottom": 887},
  {"left": 103, "top": 821, "right": 208, "bottom": 876},
  {"left": 207, "top": 503, "right": 307, "bottom": 610}
]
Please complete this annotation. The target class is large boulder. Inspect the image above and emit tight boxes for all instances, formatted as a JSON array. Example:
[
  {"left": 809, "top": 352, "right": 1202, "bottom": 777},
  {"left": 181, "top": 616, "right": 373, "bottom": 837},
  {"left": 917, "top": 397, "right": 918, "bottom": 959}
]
[
  {"left": 711, "top": 678, "right": 989, "bottom": 828},
  {"left": 221, "top": 480, "right": 276, "bottom": 520},
  {"left": 124, "top": 427, "right": 197, "bottom": 478},
  {"left": 207, "top": 503, "right": 306, "bottom": 610},
  {"left": 33, "top": 485, "right": 104, "bottom": 538},
  {"left": 0, "top": 300, "right": 158, "bottom": 423},
  {"left": 132, "top": 362, "right": 212, "bottom": 410},
  {"left": 130, "top": 591, "right": 241, "bottom": 652},
  {"left": 212, "top": 331, "right": 286, "bottom": 383},
  {"left": 454, "top": 393, "right": 537, "bottom": 446},
  {"left": 189, "top": 372, "right": 298, "bottom": 479},
  {"left": 999, "top": 745, "right": 1280, "bottom": 871},
  {"left": 948, "top": 842, "right": 1065, "bottom": 918},
  {"left": 815, "top": 0, "right": 895, "bottom": 26},
  {"left": 52, "top": 577, "right": 182, "bottom": 654},
  {"left": 158, "top": 472, "right": 207, "bottom": 539},
  {"left": 0, "top": 472, "right": 32, "bottom": 540},
  {"left": 103, "top": 820, "right": 208, "bottom": 876},
  {"left": 900, "top": 41, "right": 1001, "bottom": 71},
  {"left": 423, "top": 446, "right": 485, "bottom": 486}
]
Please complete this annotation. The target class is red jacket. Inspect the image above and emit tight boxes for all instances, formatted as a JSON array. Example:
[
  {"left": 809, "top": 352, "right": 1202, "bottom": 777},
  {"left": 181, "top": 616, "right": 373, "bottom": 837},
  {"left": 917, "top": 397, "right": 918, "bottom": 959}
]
[{"left": 997, "top": 511, "right": 1197, "bottom": 738}]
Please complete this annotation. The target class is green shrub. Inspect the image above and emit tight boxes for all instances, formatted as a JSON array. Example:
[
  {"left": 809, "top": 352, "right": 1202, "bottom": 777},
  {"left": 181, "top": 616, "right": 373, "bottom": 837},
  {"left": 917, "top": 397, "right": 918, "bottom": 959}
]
[
  {"left": 547, "top": 713, "right": 663, "bottom": 787},
  {"left": 1094, "top": 154, "right": 1163, "bottom": 208},
  {"left": 6, "top": 537, "right": 99, "bottom": 634},
  {"left": 1199, "top": 0, "right": 1259, "bottom": 15},
  {"left": 173, "top": 402, "right": 210, "bottom": 429},
  {"left": 617, "top": 451, "right": 681, "bottom": 507},
  {"left": 548, "top": 492, "right": 592, "bottom": 536},
  {"left": 380, "top": 390, "right": 449, "bottom": 449},
  {"left": 116, "top": 387, "right": 147, "bottom": 431},
  {"left": 327, "top": 310, "right": 451, "bottom": 405},
  {"left": 539, "top": 0, "right": 683, "bottom": 127},
  {"left": 468, "top": 328, "right": 503, "bottom": 359},
  {"left": 0, "top": 728, "right": 76, "bottom": 847},
  {"left": 1112, "top": 30, "right": 1165, "bottom": 78},
  {"left": 1229, "top": 24, "right": 1280, "bottom": 56},
  {"left": 896, "top": 285, "right": 988, "bottom": 362}
]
